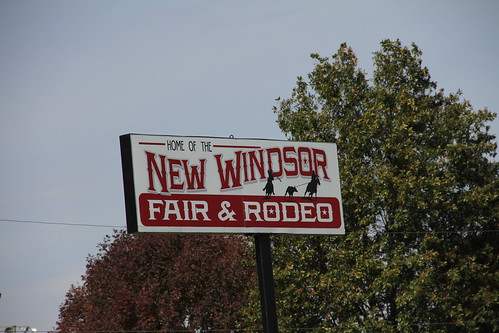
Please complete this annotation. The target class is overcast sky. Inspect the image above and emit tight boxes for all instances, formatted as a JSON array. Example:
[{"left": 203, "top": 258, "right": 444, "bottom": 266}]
[{"left": 1, "top": 1, "right": 498, "bottom": 330}]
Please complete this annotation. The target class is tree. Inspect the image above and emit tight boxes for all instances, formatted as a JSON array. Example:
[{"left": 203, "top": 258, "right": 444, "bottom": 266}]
[
  {"left": 263, "top": 40, "right": 498, "bottom": 332},
  {"left": 57, "top": 231, "right": 256, "bottom": 331}
]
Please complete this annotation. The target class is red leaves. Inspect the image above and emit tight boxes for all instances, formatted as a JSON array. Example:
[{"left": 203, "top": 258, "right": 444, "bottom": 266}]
[{"left": 57, "top": 231, "right": 255, "bottom": 331}]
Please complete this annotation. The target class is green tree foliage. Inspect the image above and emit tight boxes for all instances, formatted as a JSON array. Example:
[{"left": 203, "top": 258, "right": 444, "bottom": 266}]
[
  {"left": 57, "top": 231, "right": 256, "bottom": 331},
  {"left": 267, "top": 40, "right": 498, "bottom": 332}
]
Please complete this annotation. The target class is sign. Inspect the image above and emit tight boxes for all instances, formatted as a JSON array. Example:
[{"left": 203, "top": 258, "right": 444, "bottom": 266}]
[{"left": 120, "top": 134, "right": 344, "bottom": 234}]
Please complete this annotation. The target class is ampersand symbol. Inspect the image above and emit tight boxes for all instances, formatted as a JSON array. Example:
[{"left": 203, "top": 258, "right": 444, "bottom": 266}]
[{"left": 218, "top": 201, "right": 237, "bottom": 221}]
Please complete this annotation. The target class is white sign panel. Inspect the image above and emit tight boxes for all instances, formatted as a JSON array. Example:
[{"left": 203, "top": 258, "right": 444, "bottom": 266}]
[{"left": 120, "top": 134, "right": 344, "bottom": 234}]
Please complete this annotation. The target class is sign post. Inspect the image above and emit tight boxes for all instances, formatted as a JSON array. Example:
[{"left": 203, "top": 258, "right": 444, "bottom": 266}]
[
  {"left": 255, "top": 234, "right": 279, "bottom": 333},
  {"left": 120, "top": 134, "right": 344, "bottom": 332}
]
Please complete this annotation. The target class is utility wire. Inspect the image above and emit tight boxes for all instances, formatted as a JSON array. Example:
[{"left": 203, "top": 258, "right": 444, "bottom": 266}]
[
  {"left": 0, "top": 218, "right": 124, "bottom": 228},
  {"left": 1, "top": 218, "right": 497, "bottom": 234},
  {"left": 382, "top": 229, "right": 499, "bottom": 234}
]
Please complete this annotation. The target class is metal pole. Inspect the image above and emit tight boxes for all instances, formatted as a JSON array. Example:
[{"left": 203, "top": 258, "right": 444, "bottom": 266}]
[{"left": 254, "top": 233, "right": 279, "bottom": 333}]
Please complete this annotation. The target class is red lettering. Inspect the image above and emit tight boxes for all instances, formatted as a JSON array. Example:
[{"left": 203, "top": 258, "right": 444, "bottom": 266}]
[
  {"left": 248, "top": 149, "right": 266, "bottom": 181},
  {"left": 298, "top": 147, "right": 312, "bottom": 176},
  {"left": 212, "top": 146, "right": 331, "bottom": 190},
  {"left": 312, "top": 148, "right": 330, "bottom": 180},
  {"left": 182, "top": 159, "right": 206, "bottom": 190},
  {"left": 214, "top": 152, "right": 243, "bottom": 190},
  {"left": 266, "top": 148, "right": 283, "bottom": 178},
  {"left": 168, "top": 159, "right": 184, "bottom": 190},
  {"left": 242, "top": 152, "right": 249, "bottom": 182},
  {"left": 145, "top": 152, "right": 207, "bottom": 193},
  {"left": 146, "top": 151, "right": 169, "bottom": 194},
  {"left": 283, "top": 146, "right": 298, "bottom": 177}
]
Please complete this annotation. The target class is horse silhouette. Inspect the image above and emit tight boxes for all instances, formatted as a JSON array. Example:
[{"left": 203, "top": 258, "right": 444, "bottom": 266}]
[
  {"left": 303, "top": 177, "right": 321, "bottom": 200},
  {"left": 285, "top": 186, "right": 298, "bottom": 200}
]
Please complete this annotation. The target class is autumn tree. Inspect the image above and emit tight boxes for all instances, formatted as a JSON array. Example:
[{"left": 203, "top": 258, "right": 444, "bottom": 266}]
[
  {"left": 248, "top": 40, "right": 498, "bottom": 332},
  {"left": 57, "top": 231, "right": 256, "bottom": 331}
]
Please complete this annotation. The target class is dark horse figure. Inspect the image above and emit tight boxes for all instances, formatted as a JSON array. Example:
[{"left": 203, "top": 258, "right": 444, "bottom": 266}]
[
  {"left": 285, "top": 186, "right": 298, "bottom": 200},
  {"left": 304, "top": 177, "right": 320, "bottom": 200},
  {"left": 263, "top": 169, "right": 275, "bottom": 199}
]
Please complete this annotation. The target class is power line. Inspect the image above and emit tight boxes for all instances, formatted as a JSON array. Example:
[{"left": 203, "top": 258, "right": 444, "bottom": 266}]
[
  {"left": 0, "top": 218, "right": 124, "bottom": 228},
  {"left": 382, "top": 229, "right": 499, "bottom": 234},
  {"left": 0, "top": 218, "right": 497, "bottom": 234}
]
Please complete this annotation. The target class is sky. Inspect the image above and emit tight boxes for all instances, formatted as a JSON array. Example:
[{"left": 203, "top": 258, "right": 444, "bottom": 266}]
[{"left": 1, "top": 0, "right": 498, "bottom": 331}]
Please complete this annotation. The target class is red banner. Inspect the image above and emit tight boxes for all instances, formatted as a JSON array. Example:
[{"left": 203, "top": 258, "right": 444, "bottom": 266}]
[{"left": 139, "top": 193, "right": 342, "bottom": 229}]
